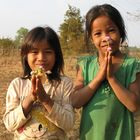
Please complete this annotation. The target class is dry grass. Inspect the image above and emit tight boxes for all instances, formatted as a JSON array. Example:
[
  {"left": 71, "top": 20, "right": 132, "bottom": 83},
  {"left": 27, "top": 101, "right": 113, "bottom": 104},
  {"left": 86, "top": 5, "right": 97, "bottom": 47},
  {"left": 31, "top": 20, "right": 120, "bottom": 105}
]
[
  {"left": 0, "top": 56, "right": 22, "bottom": 139},
  {"left": 0, "top": 54, "right": 140, "bottom": 140}
]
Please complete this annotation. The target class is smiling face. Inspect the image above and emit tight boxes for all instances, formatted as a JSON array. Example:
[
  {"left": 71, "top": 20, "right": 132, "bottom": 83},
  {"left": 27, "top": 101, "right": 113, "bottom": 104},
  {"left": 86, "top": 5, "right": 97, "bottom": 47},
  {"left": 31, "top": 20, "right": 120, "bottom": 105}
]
[
  {"left": 27, "top": 40, "right": 55, "bottom": 72},
  {"left": 91, "top": 15, "right": 121, "bottom": 56}
]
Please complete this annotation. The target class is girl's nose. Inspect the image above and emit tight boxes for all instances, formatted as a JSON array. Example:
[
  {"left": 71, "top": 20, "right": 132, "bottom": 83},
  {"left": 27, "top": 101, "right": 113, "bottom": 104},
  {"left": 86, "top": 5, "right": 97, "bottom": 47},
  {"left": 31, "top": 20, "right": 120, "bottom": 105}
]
[
  {"left": 102, "top": 35, "right": 111, "bottom": 42},
  {"left": 38, "top": 52, "right": 46, "bottom": 60}
]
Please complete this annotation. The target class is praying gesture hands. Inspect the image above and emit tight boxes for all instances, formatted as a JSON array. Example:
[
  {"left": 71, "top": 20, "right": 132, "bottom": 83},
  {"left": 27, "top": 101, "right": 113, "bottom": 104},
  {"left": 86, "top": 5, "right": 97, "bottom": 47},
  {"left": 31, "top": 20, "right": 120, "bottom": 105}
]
[
  {"left": 31, "top": 75, "right": 48, "bottom": 102},
  {"left": 97, "top": 50, "right": 114, "bottom": 83}
]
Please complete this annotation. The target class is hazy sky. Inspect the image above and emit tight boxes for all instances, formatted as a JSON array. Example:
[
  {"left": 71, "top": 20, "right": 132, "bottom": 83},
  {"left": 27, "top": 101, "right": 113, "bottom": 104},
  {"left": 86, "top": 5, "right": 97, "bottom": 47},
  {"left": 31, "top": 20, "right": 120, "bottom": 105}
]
[{"left": 0, "top": 0, "right": 140, "bottom": 46}]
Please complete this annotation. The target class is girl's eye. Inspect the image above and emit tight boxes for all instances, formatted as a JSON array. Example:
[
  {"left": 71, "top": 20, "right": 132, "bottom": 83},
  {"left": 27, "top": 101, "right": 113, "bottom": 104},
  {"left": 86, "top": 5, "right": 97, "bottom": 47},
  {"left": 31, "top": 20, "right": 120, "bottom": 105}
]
[
  {"left": 44, "top": 50, "right": 54, "bottom": 54},
  {"left": 30, "top": 50, "right": 38, "bottom": 53},
  {"left": 93, "top": 32, "right": 101, "bottom": 37},
  {"left": 109, "top": 28, "right": 116, "bottom": 33}
]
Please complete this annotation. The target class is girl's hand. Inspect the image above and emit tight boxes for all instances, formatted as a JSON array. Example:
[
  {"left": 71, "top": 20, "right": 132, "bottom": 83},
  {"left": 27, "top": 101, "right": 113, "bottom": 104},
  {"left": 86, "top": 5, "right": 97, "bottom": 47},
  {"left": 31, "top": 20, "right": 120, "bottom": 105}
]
[
  {"left": 31, "top": 76, "right": 48, "bottom": 102},
  {"left": 96, "top": 52, "right": 108, "bottom": 82},
  {"left": 35, "top": 76, "right": 48, "bottom": 103},
  {"left": 106, "top": 51, "right": 114, "bottom": 80},
  {"left": 35, "top": 76, "right": 54, "bottom": 112},
  {"left": 30, "top": 75, "right": 38, "bottom": 101}
]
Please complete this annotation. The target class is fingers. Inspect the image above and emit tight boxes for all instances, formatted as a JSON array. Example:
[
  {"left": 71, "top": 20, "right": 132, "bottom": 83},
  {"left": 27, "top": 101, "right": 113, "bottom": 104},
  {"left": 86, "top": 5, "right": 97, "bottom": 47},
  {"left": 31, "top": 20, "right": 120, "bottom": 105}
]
[
  {"left": 31, "top": 75, "right": 36, "bottom": 93},
  {"left": 36, "top": 77, "right": 40, "bottom": 92},
  {"left": 106, "top": 51, "right": 113, "bottom": 79},
  {"left": 35, "top": 76, "right": 45, "bottom": 96},
  {"left": 36, "top": 75, "right": 43, "bottom": 86},
  {"left": 107, "top": 51, "right": 112, "bottom": 64},
  {"left": 104, "top": 51, "right": 109, "bottom": 68},
  {"left": 31, "top": 76, "right": 41, "bottom": 94}
]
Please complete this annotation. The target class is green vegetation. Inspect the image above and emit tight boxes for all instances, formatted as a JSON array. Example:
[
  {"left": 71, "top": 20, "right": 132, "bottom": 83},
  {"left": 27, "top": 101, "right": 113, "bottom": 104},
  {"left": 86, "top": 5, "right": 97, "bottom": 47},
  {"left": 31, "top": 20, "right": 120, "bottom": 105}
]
[
  {"left": 59, "top": 5, "right": 85, "bottom": 55},
  {"left": 0, "top": 5, "right": 140, "bottom": 57}
]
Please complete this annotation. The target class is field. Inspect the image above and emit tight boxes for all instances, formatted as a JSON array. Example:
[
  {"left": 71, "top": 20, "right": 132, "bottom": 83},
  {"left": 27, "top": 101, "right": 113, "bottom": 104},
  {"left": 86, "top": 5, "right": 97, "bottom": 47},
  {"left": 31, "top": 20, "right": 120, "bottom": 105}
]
[{"left": 0, "top": 54, "right": 140, "bottom": 140}]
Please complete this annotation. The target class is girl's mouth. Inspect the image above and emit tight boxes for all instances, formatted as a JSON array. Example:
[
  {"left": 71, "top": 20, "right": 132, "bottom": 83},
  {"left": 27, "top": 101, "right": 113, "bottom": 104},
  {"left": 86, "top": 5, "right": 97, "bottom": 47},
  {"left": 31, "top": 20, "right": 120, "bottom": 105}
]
[{"left": 36, "top": 64, "right": 47, "bottom": 68}]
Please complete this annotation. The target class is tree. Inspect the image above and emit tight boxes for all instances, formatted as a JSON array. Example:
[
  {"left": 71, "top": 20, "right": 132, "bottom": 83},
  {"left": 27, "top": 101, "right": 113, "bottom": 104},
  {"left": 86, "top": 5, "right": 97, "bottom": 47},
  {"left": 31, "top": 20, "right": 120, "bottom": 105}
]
[
  {"left": 59, "top": 5, "right": 85, "bottom": 55},
  {"left": 0, "top": 38, "right": 15, "bottom": 56},
  {"left": 14, "top": 27, "right": 28, "bottom": 48}
]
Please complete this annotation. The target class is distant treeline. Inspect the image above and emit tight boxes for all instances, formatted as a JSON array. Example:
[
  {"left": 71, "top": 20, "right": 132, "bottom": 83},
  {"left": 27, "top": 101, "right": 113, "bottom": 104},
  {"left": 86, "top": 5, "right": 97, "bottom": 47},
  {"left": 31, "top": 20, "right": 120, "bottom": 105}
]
[{"left": 0, "top": 5, "right": 140, "bottom": 57}]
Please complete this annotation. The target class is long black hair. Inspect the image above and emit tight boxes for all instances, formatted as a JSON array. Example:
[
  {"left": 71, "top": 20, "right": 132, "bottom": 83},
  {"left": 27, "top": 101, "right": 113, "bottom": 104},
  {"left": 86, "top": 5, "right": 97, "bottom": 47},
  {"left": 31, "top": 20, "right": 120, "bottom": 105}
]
[
  {"left": 21, "top": 26, "right": 64, "bottom": 82},
  {"left": 85, "top": 4, "right": 127, "bottom": 45}
]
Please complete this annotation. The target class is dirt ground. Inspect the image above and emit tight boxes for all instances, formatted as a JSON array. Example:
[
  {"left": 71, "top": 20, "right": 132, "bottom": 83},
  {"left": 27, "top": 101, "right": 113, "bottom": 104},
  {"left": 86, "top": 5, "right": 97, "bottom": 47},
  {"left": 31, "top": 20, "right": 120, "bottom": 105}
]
[
  {"left": 0, "top": 57, "right": 22, "bottom": 139},
  {"left": 0, "top": 56, "right": 140, "bottom": 140}
]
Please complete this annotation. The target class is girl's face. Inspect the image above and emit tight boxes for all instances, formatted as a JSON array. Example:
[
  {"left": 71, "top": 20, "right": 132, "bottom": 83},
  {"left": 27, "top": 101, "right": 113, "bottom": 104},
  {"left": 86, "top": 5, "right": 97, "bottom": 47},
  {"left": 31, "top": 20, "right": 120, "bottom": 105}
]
[
  {"left": 27, "top": 40, "right": 55, "bottom": 71},
  {"left": 91, "top": 15, "right": 121, "bottom": 56}
]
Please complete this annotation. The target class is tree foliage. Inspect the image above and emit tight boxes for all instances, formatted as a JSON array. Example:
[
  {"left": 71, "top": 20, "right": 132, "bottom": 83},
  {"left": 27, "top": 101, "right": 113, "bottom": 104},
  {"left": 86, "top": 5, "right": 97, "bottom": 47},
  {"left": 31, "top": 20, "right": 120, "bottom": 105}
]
[
  {"left": 0, "top": 27, "right": 28, "bottom": 56},
  {"left": 0, "top": 38, "right": 15, "bottom": 55},
  {"left": 59, "top": 5, "right": 85, "bottom": 55},
  {"left": 14, "top": 27, "right": 28, "bottom": 48}
]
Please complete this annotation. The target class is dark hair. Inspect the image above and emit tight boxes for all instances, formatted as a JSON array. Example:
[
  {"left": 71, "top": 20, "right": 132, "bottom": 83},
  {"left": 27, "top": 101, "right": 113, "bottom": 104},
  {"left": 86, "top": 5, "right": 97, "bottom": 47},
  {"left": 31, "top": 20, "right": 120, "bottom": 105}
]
[
  {"left": 21, "top": 26, "right": 64, "bottom": 82},
  {"left": 85, "top": 4, "right": 127, "bottom": 44}
]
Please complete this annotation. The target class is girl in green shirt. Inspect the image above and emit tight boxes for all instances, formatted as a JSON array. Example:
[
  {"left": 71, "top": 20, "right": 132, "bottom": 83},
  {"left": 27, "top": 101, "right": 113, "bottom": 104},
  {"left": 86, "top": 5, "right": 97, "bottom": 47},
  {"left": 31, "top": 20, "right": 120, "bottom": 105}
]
[{"left": 72, "top": 4, "right": 140, "bottom": 140}]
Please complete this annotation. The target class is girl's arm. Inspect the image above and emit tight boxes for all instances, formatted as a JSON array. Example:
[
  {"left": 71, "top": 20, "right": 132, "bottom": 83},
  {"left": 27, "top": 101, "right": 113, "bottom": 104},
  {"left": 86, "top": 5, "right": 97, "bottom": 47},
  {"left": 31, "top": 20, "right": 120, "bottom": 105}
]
[
  {"left": 72, "top": 54, "right": 109, "bottom": 108},
  {"left": 107, "top": 53, "right": 140, "bottom": 112},
  {"left": 21, "top": 93, "right": 35, "bottom": 117},
  {"left": 37, "top": 77, "right": 74, "bottom": 131},
  {"left": 108, "top": 73, "right": 140, "bottom": 112},
  {"left": 22, "top": 76, "right": 44, "bottom": 117},
  {"left": 71, "top": 65, "right": 105, "bottom": 108},
  {"left": 3, "top": 78, "right": 31, "bottom": 132},
  {"left": 34, "top": 77, "right": 54, "bottom": 112},
  {"left": 46, "top": 78, "right": 74, "bottom": 131}
]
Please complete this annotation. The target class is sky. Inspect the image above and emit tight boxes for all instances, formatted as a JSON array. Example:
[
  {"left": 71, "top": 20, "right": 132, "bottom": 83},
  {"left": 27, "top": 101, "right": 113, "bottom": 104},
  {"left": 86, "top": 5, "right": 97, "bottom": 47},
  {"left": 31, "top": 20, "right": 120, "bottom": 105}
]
[{"left": 0, "top": 0, "right": 140, "bottom": 47}]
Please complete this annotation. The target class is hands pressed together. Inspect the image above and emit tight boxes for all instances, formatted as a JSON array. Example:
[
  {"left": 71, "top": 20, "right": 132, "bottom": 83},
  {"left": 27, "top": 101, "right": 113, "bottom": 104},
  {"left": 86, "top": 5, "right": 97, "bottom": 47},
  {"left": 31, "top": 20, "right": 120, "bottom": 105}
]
[
  {"left": 22, "top": 75, "right": 53, "bottom": 117},
  {"left": 97, "top": 51, "right": 114, "bottom": 83},
  {"left": 30, "top": 75, "right": 48, "bottom": 103}
]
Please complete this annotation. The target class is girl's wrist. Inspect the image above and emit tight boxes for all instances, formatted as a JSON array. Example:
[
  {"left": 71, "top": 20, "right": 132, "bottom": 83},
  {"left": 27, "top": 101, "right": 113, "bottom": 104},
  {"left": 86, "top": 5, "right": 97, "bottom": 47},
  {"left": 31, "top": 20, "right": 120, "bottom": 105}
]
[
  {"left": 29, "top": 93, "right": 37, "bottom": 103},
  {"left": 22, "top": 95, "right": 35, "bottom": 117},
  {"left": 96, "top": 72, "right": 105, "bottom": 82},
  {"left": 88, "top": 76, "right": 102, "bottom": 90},
  {"left": 26, "top": 95, "right": 35, "bottom": 104},
  {"left": 42, "top": 97, "right": 54, "bottom": 113},
  {"left": 37, "top": 92, "right": 48, "bottom": 102},
  {"left": 107, "top": 76, "right": 115, "bottom": 83}
]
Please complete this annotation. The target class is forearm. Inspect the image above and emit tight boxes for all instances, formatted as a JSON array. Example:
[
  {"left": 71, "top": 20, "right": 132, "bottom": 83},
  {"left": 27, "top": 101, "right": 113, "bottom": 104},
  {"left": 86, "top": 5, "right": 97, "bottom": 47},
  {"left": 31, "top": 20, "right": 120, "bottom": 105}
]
[
  {"left": 47, "top": 102, "right": 74, "bottom": 131},
  {"left": 42, "top": 95, "right": 54, "bottom": 113},
  {"left": 22, "top": 95, "right": 34, "bottom": 117},
  {"left": 108, "top": 77, "right": 140, "bottom": 112},
  {"left": 3, "top": 104, "right": 30, "bottom": 132},
  {"left": 72, "top": 77, "right": 102, "bottom": 108}
]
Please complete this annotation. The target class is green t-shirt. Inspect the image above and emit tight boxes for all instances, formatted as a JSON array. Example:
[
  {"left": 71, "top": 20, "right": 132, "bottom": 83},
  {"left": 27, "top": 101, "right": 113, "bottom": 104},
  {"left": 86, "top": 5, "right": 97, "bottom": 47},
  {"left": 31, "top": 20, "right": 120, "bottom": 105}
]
[{"left": 78, "top": 55, "right": 140, "bottom": 140}]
